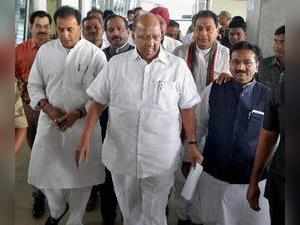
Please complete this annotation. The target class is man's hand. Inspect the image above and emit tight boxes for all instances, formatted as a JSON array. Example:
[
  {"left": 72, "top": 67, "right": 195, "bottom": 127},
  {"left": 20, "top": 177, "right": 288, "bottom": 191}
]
[
  {"left": 215, "top": 72, "right": 233, "bottom": 85},
  {"left": 76, "top": 133, "right": 91, "bottom": 166},
  {"left": 56, "top": 110, "right": 81, "bottom": 131},
  {"left": 188, "top": 144, "right": 204, "bottom": 167},
  {"left": 43, "top": 104, "right": 66, "bottom": 124},
  {"left": 247, "top": 182, "right": 261, "bottom": 211},
  {"left": 181, "top": 162, "right": 192, "bottom": 178}
]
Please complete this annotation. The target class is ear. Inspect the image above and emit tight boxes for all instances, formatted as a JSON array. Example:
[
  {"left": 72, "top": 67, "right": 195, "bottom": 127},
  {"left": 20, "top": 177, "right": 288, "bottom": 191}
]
[{"left": 132, "top": 31, "right": 136, "bottom": 41}]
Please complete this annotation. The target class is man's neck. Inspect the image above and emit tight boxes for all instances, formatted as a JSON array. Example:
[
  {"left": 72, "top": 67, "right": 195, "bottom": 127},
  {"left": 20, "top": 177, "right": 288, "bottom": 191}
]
[{"left": 31, "top": 37, "right": 48, "bottom": 48}]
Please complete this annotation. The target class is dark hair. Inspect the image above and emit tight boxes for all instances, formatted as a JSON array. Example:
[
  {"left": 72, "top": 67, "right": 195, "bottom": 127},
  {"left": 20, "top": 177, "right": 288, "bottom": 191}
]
[
  {"left": 54, "top": 6, "right": 81, "bottom": 25},
  {"left": 193, "top": 10, "right": 218, "bottom": 28},
  {"left": 230, "top": 41, "right": 262, "bottom": 62},
  {"left": 229, "top": 19, "right": 247, "bottom": 32},
  {"left": 87, "top": 7, "right": 103, "bottom": 17},
  {"left": 134, "top": 7, "right": 143, "bottom": 13},
  {"left": 168, "top": 20, "right": 179, "bottom": 28},
  {"left": 29, "top": 10, "right": 52, "bottom": 25},
  {"left": 104, "top": 14, "right": 128, "bottom": 31},
  {"left": 82, "top": 15, "right": 103, "bottom": 27},
  {"left": 275, "top": 25, "right": 285, "bottom": 35},
  {"left": 127, "top": 10, "right": 134, "bottom": 16},
  {"left": 231, "top": 16, "right": 245, "bottom": 23},
  {"left": 103, "top": 10, "right": 115, "bottom": 21}
]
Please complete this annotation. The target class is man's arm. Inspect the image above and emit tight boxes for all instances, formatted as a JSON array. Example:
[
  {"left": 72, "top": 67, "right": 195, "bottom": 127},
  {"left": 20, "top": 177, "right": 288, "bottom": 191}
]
[
  {"left": 15, "top": 128, "right": 27, "bottom": 154},
  {"left": 247, "top": 128, "right": 279, "bottom": 211},
  {"left": 78, "top": 101, "right": 106, "bottom": 162},
  {"left": 181, "top": 108, "right": 204, "bottom": 167}
]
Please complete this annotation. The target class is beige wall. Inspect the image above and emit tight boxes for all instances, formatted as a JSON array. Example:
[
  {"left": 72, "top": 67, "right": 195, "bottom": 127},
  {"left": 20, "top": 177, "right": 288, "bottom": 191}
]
[{"left": 210, "top": 0, "right": 247, "bottom": 19}]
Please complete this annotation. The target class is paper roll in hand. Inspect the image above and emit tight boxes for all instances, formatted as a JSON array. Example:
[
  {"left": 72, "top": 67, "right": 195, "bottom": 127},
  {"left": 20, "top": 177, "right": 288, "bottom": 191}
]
[{"left": 181, "top": 163, "right": 203, "bottom": 201}]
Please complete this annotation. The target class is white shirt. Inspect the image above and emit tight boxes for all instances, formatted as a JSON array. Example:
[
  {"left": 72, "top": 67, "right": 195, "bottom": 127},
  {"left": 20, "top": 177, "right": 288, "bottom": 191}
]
[
  {"left": 174, "top": 42, "right": 230, "bottom": 95},
  {"left": 162, "top": 35, "right": 182, "bottom": 53},
  {"left": 87, "top": 48, "right": 201, "bottom": 178},
  {"left": 27, "top": 39, "right": 107, "bottom": 188}
]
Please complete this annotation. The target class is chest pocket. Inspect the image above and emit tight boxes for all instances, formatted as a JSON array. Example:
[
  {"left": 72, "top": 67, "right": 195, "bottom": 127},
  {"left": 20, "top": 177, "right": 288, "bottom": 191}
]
[
  {"left": 151, "top": 80, "right": 179, "bottom": 109},
  {"left": 247, "top": 110, "right": 264, "bottom": 140}
]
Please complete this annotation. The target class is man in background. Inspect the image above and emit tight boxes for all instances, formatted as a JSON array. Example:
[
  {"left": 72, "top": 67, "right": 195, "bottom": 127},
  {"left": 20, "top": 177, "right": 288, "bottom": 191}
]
[{"left": 15, "top": 10, "right": 52, "bottom": 219}]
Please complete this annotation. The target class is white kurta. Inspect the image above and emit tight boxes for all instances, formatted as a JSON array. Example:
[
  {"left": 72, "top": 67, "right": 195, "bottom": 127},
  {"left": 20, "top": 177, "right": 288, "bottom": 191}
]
[
  {"left": 87, "top": 48, "right": 201, "bottom": 178},
  {"left": 173, "top": 41, "right": 230, "bottom": 95},
  {"left": 162, "top": 35, "right": 182, "bottom": 53},
  {"left": 27, "top": 39, "right": 107, "bottom": 188}
]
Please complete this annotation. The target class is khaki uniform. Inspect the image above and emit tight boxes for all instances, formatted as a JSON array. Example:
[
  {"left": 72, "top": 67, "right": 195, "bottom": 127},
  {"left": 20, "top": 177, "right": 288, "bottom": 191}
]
[{"left": 15, "top": 81, "right": 28, "bottom": 128}]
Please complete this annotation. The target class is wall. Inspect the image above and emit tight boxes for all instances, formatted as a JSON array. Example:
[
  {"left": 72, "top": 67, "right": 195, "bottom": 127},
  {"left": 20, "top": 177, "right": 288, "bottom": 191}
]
[
  {"left": 210, "top": 0, "right": 248, "bottom": 19},
  {"left": 247, "top": 0, "right": 285, "bottom": 58}
]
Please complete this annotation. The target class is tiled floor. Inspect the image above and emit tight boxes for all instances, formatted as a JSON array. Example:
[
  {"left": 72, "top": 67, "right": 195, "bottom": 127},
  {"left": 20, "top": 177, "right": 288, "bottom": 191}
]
[{"left": 14, "top": 145, "right": 178, "bottom": 225}]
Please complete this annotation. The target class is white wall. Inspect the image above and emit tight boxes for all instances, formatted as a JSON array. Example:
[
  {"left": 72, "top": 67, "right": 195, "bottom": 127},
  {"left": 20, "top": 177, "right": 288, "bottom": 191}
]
[
  {"left": 210, "top": 0, "right": 248, "bottom": 19},
  {"left": 247, "top": 0, "right": 285, "bottom": 58}
]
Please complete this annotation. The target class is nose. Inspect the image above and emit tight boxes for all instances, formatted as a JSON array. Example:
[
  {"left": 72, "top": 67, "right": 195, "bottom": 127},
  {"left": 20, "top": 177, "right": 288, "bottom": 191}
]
[{"left": 61, "top": 30, "right": 70, "bottom": 39}]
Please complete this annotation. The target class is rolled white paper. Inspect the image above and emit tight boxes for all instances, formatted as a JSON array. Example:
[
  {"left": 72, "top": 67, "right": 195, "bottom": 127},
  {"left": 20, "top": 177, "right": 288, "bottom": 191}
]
[{"left": 181, "top": 163, "right": 203, "bottom": 201}]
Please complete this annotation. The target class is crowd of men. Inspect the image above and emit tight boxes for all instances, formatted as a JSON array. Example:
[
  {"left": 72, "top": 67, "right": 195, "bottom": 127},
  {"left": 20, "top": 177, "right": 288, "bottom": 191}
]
[{"left": 14, "top": 5, "right": 285, "bottom": 225}]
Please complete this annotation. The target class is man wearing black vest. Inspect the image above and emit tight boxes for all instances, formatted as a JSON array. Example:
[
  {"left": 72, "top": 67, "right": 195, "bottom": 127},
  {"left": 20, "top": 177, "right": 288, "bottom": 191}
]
[{"left": 188, "top": 41, "right": 271, "bottom": 225}]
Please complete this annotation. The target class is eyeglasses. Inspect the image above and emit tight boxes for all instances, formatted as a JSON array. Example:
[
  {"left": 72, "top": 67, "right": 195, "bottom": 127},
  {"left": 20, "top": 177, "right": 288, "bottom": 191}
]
[{"left": 230, "top": 59, "right": 256, "bottom": 67}]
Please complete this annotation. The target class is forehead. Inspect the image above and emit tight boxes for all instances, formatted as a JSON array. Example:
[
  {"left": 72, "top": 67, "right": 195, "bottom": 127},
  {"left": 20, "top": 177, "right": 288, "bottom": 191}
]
[
  {"left": 274, "top": 34, "right": 285, "bottom": 41},
  {"left": 231, "top": 49, "right": 256, "bottom": 59},
  {"left": 32, "top": 16, "right": 50, "bottom": 25},
  {"left": 135, "top": 22, "right": 161, "bottom": 34},
  {"left": 56, "top": 16, "right": 79, "bottom": 27},
  {"left": 84, "top": 18, "right": 101, "bottom": 26},
  {"left": 195, "top": 16, "right": 217, "bottom": 27},
  {"left": 107, "top": 17, "right": 126, "bottom": 27},
  {"left": 229, "top": 27, "right": 246, "bottom": 34}
]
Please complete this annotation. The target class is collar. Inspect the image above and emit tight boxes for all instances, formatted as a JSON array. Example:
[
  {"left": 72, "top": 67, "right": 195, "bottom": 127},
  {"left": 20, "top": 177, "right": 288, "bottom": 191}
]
[
  {"left": 232, "top": 78, "right": 257, "bottom": 91},
  {"left": 28, "top": 39, "right": 40, "bottom": 49},
  {"left": 272, "top": 56, "right": 285, "bottom": 72},
  {"left": 132, "top": 47, "right": 168, "bottom": 65},
  {"left": 111, "top": 41, "right": 130, "bottom": 54}
]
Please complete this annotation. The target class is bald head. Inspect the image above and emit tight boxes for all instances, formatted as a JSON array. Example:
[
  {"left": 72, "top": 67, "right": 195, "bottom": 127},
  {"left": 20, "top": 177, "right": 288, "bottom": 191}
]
[
  {"left": 134, "top": 13, "right": 162, "bottom": 63},
  {"left": 135, "top": 13, "right": 161, "bottom": 30}
]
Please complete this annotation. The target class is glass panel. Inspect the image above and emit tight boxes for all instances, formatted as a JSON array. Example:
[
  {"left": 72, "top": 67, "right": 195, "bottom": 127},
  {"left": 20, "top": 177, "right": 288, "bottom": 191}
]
[{"left": 15, "top": 0, "right": 27, "bottom": 44}]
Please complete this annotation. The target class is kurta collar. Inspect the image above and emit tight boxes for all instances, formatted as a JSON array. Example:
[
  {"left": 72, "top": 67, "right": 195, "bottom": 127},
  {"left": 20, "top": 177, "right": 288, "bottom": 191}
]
[{"left": 132, "top": 47, "right": 168, "bottom": 65}]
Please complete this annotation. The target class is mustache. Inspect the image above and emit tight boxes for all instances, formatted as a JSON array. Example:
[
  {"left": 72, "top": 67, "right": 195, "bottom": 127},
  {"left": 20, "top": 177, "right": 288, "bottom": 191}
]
[
  {"left": 37, "top": 32, "right": 48, "bottom": 35},
  {"left": 111, "top": 36, "right": 121, "bottom": 40},
  {"left": 235, "top": 70, "right": 247, "bottom": 74}
]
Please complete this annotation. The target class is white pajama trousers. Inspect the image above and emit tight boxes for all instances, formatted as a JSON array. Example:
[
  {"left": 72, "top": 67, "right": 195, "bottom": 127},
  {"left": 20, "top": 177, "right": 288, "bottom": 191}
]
[
  {"left": 42, "top": 187, "right": 92, "bottom": 225},
  {"left": 189, "top": 172, "right": 270, "bottom": 225},
  {"left": 111, "top": 172, "right": 174, "bottom": 225}
]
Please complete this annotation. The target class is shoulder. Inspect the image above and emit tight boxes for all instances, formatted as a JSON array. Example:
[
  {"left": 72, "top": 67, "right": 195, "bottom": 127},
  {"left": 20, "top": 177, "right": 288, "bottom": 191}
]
[
  {"left": 262, "top": 56, "right": 276, "bottom": 67},
  {"left": 173, "top": 44, "right": 189, "bottom": 57},
  {"left": 217, "top": 42, "right": 230, "bottom": 55},
  {"left": 38, "top": 39, "right": 58, "bottom": 53},
  {"left": 107, "top": 49, "right": 134, "bottom": 65}
]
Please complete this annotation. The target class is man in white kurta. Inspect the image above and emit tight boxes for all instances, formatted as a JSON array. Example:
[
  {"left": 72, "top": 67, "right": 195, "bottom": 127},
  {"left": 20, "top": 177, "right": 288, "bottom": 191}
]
[
  {"left": 172, "top": 10, "right": 230, "bottom": 225},
  {"left": 78, "top": 14, "right": 202, "bottom": 225},
  {"left": 27, "top": 6, "right": 106, "bottom": 225}
]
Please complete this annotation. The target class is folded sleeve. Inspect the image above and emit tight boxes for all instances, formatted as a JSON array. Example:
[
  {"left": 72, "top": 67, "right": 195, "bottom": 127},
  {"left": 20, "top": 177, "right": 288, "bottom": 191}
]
[
  {"left": 178, "top": 62, "right": 201, "bottom": 109},
  {"left": 86, "top": 63, "right": 111, "bottom": 105}
]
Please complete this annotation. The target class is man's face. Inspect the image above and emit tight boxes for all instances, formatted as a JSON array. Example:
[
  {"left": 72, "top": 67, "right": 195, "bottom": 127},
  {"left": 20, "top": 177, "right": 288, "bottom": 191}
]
[
  {"left": 193, "top": 17, "right": 218, "bottom": 49},
  {"left": 134, "top": 21, "right": 161, "bottom": 63},
  {"left": 218, "top": 15, "right": 230, "bottom": 27},
  {"left": 230, "top": 49, "right": 258, "bottom": 84},
  {"left": 83, "top": 18, "right": 104, "bottom": 46},
  {"left": 30, "top": 16, "right": 51, "bottom": 44},
  {"left": 56, "top": 16, "right": 81, "bottom": 49},
  {"left": 229, "top": 28, "right": 247, "bottom": 46},
  {"left": 273, "top": 34, "right": 285, "bottom": 60},
  {"left": 106, "top": 17, "right": 129, "bottom": 48},
  {"left": 166, "top": 26, "right": 180, "bottom": 40},
  {"left": 128, "top": 13, "right": 135, "bottom": 22}
]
